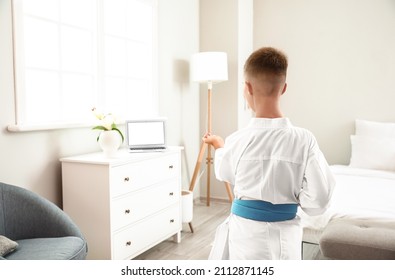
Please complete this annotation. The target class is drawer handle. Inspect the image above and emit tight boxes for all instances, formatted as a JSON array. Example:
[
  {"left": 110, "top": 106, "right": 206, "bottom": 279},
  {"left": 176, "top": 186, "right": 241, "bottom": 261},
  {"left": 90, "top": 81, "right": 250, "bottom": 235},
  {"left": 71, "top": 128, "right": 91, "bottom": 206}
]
[
  {"left": 168, "top": 165, "right": 174, "bottom": 169},
  {"left": 169, "top": 192, "right": 174, "bottom": 196},
  {"left": 124, "top": 177, "right": 130, "bottom": 182},
  {"left": 170, "top": 219, "right": 175, "bottom": 223},
  {"left": 126, "top": 241, "right": 132, "bottom": 246},
  {"left": 125, "top": 209, "right": 131, "bottom": 214}
]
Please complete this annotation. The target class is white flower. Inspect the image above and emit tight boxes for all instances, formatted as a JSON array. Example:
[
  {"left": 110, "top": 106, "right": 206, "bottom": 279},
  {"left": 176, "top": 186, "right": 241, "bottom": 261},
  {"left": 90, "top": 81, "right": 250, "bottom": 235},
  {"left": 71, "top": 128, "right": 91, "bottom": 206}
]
[
  {"left": 91, "top": 108, "right": 124, "bottom": 142},
  {"left": 91, "top": 107, "right": 104, "bottom": 120},
  {"left": 102, "top": 114, "right": 115, "bottom": 130}
]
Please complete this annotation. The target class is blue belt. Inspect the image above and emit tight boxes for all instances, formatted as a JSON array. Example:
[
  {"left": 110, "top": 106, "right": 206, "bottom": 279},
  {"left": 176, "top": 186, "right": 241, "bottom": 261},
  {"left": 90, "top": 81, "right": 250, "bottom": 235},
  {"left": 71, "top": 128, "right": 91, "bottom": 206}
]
[{"left": 231, "top": 199, "right": 298, "bottom": 222}]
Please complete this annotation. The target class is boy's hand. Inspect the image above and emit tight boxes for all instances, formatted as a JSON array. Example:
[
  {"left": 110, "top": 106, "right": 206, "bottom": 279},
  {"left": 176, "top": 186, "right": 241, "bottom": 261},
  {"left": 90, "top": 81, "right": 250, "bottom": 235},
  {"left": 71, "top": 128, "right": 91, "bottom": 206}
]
[{"left": 202, "top": 133, "right": 224, "bottom": 150}]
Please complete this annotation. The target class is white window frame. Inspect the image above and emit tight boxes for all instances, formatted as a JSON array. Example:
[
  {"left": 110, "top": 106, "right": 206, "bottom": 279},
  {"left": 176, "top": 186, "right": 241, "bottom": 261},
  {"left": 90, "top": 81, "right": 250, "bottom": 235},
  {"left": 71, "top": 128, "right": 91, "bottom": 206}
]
[{"left": 8, "top": 0, "right": 158, "bottom": 132}]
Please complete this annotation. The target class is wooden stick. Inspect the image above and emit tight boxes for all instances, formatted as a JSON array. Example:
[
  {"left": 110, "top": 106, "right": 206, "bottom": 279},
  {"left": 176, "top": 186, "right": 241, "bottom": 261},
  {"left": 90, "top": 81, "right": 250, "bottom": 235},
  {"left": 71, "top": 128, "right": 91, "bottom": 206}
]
[
  {"left": 208, "top": 87, "right": 212, "bottom": 134},
  {"left": 206, "top": 144, "right": 211, "bottom": 206},
  {"left": 206, "top": 85, "right": 212, "bottom": 206}
]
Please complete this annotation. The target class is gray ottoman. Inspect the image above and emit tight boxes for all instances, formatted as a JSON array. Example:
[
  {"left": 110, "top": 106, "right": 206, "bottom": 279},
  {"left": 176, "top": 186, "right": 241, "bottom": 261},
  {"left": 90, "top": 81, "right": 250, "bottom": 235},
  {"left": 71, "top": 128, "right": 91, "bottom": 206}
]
[{"left": 319, "top": 218, "right": 395, "bottom": 260}]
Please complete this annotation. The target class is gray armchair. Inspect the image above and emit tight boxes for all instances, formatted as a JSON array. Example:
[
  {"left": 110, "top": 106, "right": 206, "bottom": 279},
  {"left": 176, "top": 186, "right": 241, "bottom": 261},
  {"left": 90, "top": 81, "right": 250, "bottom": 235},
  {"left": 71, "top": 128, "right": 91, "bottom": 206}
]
[{"left": 0, "top": 182, "right": 87, "bottom": 260}]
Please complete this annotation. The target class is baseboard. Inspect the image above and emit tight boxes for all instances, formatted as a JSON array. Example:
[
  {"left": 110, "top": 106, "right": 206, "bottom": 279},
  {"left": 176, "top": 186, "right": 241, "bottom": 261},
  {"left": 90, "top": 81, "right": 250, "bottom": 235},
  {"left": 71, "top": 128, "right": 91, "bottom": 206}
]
[{"left": 195, "top": 196, "right": 231, "bottom": 204}]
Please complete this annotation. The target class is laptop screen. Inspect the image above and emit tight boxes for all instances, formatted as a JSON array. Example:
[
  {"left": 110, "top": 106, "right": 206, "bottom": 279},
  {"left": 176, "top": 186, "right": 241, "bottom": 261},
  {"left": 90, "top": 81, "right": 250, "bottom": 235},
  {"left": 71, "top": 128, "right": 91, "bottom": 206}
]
[{"left": 126, "top": 119, "right": 166, "bottom": 149}]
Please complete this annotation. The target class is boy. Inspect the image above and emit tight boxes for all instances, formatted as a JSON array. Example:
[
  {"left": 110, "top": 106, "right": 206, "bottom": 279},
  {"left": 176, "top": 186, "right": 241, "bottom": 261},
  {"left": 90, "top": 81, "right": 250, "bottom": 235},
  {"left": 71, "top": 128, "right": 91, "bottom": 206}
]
[{"left": 204, "top": 47, "right": 335, "bottom": 260}]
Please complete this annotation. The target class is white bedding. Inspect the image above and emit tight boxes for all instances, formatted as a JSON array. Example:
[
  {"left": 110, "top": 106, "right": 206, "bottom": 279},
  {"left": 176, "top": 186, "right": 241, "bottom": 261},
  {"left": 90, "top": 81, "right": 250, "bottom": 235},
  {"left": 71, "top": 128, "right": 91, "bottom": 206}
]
[{"left": 300, "top": 165, "right": 395, "bottom": 242}]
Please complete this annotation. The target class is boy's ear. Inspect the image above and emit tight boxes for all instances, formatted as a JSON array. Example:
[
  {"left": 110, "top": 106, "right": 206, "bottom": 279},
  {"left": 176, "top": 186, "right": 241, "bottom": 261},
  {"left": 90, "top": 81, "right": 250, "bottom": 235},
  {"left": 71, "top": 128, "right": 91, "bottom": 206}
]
[
  {"left": 245, "top": 81, "right": 253, "bottom": 95},
  {"left": 281, "top": 83, "right": 287, "bottom": 95}
]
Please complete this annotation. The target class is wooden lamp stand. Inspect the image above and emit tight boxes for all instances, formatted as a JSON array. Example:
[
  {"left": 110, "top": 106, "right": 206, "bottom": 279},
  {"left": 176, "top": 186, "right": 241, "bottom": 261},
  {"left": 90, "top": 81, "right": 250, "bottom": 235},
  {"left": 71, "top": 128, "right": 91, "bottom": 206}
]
[
  {"left": 188, "top": 81, "right": 234, "bottom": 206},
  {"left": 187, "top": 51, "right": 233, "bottom": 233}
]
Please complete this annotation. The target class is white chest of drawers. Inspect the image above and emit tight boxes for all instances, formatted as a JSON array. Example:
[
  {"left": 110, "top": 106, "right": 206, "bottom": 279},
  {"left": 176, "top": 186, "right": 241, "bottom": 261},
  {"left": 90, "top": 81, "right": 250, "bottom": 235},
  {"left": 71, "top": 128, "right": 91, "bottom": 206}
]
[{"left": 60, "top": 147, "right": 182, "bottom": 260}]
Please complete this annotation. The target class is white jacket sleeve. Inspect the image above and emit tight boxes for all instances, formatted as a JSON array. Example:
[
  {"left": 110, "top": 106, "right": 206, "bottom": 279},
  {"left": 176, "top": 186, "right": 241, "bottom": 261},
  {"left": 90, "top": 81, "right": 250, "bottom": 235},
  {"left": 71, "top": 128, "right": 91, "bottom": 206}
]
[
  {"left": 214, "top": 147, "right": 235, "bottom": 185},
  {"left": 298, "top": 138, "right": 336, "bottom": 216}
]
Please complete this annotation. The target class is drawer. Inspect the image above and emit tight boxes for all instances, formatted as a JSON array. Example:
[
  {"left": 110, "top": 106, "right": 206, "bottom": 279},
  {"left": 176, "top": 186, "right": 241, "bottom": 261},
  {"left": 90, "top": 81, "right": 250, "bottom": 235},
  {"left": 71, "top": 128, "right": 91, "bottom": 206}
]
[
  {"left": 111, "top": 180, "right": 180, "bottom": 230},
  {"left": 112, "top": 204, "right": 180, "bottom": 260},
  {"left": 110, "top": 153, "right": 179, "bottom": 198}
]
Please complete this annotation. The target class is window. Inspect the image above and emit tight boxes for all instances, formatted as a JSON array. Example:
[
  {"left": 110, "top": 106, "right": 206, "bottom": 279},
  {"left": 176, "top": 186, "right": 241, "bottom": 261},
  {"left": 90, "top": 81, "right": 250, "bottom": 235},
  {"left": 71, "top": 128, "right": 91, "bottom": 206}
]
[{"left": 10, "top": 0, "right": 158, "bottom": 130}]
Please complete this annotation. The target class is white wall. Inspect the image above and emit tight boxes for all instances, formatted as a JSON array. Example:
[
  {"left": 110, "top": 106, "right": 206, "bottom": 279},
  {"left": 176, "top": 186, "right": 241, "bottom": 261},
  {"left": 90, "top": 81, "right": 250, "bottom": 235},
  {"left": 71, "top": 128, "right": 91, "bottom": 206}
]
[
  {"left": 254, "top": 0, "right": 395, "bottom": 164},
  {"left": 0, "top": 0, "right": 199, "bottom": 205}
]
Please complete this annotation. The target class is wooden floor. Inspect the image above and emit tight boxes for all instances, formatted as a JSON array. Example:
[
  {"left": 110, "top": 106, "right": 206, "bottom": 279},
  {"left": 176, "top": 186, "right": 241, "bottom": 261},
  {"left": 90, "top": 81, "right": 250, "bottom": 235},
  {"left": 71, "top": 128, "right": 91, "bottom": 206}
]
[
  {"left": 134, "top": 199, "right": 230, "bottom": 260},
  {"left": 133, "top": 199, "right": 325, "bottom": 260}
]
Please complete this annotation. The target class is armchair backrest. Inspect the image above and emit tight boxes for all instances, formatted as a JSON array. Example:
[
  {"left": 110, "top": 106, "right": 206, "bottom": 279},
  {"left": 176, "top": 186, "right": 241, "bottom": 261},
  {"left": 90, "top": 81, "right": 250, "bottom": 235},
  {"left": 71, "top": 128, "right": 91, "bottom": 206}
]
[
  {"left": 0, "top": 182, "right": 85, "bottom": 241},
  {"left": 0, "top": 184, "right": 5, "bottom": 236}
]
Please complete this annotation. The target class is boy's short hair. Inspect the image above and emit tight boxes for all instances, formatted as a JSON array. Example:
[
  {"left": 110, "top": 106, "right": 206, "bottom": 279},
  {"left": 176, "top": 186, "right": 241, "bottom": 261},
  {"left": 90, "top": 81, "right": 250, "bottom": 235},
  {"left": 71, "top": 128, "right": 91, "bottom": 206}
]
[{"left": 244, "top": 47, "right": 288, "bottom": 78}]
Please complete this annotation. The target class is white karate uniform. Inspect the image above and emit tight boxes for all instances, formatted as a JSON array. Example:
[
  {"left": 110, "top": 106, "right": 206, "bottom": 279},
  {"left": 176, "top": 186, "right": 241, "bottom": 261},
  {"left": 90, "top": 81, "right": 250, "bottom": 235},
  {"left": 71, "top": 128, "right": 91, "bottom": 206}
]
[{"left": 209, "top": 118, "right": 335, "bottom": 260}]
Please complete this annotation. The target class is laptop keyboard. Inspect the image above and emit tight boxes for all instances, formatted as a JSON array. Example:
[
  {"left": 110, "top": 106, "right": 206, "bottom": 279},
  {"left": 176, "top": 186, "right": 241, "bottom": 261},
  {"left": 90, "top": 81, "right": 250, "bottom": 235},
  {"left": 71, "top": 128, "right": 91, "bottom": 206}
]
[
  {"left": 130, "top": 147, "right": 165, "bottom": 150},
  {"left": 129, "top": 147, "right": 166, "bottom": 153}
]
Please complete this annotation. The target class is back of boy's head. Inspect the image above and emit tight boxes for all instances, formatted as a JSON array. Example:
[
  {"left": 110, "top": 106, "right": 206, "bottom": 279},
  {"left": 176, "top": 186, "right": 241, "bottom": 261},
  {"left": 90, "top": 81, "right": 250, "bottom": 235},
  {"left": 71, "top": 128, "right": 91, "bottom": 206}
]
[{"left": 244, "top": 47, "right": 288, "bottom": 80}]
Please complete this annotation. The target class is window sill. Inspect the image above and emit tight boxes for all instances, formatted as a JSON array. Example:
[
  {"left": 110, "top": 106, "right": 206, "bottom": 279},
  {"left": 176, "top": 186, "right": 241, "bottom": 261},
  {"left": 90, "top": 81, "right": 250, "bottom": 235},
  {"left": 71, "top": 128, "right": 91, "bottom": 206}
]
[{"left": 7, "top": 122, "right": 96, "bottom": 132}]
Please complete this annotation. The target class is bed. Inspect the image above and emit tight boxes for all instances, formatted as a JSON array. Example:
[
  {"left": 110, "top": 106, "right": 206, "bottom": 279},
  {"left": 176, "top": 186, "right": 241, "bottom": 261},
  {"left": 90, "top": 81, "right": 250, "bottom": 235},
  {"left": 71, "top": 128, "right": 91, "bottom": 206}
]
[
  {"left": 301, "top": 164, "right": 395, "bottom": 244},
  {"left": 300, "top": 119, "right": 395, "bottom": 244}
]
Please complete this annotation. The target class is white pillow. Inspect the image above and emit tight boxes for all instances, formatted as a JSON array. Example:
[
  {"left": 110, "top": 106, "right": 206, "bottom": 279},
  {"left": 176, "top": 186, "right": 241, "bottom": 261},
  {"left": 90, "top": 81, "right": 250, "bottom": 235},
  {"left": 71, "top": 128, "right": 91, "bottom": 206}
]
[
  {"left": 355, "top": 119, "right": 395, "bottom": 138},
  {"left": 349, "top": 135, "right": 395, "bottom": 171}
]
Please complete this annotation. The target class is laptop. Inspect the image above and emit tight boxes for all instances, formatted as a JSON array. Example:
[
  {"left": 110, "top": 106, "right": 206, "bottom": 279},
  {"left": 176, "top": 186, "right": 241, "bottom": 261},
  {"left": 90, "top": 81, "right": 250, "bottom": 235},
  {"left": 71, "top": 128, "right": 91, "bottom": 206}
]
[{"left": 126, "top": 118, "right": 167, "bottom": 152}]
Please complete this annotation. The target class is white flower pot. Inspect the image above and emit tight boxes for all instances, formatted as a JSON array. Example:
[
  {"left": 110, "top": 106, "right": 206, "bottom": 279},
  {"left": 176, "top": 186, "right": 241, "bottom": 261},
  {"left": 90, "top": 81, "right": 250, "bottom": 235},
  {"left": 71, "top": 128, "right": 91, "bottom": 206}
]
[{"left": 98, "top": 130, "right": 122, "bottom": 158}]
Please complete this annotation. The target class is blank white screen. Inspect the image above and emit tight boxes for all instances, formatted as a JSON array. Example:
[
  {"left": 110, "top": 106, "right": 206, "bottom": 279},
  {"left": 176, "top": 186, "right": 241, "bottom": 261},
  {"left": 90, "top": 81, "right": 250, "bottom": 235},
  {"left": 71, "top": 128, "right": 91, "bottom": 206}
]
[{"left": 127, "top": 122, "right": 165, "bottom": 146}]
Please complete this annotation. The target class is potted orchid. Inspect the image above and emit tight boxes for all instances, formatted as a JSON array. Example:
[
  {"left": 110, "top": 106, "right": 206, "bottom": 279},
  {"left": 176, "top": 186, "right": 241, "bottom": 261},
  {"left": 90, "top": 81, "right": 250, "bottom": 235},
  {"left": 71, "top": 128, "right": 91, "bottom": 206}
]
[{"left": 92, "top": 108, "right": 124, "bottom": 157}]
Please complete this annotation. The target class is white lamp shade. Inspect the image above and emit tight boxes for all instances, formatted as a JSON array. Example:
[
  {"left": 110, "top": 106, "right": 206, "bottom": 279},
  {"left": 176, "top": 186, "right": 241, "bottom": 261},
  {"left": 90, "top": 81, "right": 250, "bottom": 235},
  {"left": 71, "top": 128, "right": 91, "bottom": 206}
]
[{"left": 190, "top": 52, "right": 228, "bottom": 83}]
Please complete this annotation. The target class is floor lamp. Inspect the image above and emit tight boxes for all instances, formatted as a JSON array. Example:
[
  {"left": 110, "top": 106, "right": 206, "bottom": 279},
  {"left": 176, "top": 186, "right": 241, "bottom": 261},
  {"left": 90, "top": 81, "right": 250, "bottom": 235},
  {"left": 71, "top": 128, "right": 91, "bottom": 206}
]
[{"left": 189, "top": 52, "right": 234, "bottom": 208}]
